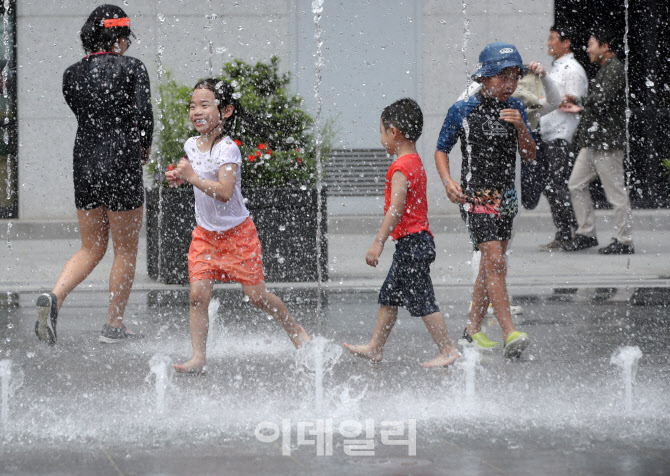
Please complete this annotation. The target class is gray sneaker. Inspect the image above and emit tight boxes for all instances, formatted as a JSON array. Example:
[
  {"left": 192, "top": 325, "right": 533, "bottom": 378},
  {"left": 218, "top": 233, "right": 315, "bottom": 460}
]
[
  {"left": 35, "top": 292, "right": 58, "bottom": 345},
  {"left": 99, "top": 324, "right": 143, "bottom": 344},
  {"left": 538, "top": 239, "right": 566, "bottom": 252}
]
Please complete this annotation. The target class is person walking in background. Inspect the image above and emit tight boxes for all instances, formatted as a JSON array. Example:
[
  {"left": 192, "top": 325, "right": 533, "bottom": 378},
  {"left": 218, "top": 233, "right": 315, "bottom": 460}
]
[
  {"left": 35, "top": 4, "right": 153, "bottom": 345},
  {"left": 561, "top": 27, "right": 634, "bottom": 254},
  {"left": 528, "top": 25, "right": 588, "bottom": 251}
]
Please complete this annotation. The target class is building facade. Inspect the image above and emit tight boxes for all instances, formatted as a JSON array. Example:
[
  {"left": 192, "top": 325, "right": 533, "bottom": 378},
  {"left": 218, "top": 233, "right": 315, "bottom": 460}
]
[{"left": 5, "top": 0, "right": 555, "bottom": 223}]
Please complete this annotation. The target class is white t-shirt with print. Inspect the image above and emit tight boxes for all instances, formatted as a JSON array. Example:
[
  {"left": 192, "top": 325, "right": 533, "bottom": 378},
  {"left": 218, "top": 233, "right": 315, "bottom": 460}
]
[{"left": 184, "top": 136, "right": 249, "bottom": 232}]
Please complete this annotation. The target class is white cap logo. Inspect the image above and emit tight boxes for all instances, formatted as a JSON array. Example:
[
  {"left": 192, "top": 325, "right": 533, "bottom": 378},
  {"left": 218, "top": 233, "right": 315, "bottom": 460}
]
[{"left": 500, "top": 48, "right": 514, "bottom": 54}]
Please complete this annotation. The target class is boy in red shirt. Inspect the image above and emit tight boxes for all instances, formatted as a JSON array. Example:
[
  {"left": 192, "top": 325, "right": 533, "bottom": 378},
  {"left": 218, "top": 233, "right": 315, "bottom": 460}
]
[{"left": 344, "top": 98, "right": 461, "bottom": 368}]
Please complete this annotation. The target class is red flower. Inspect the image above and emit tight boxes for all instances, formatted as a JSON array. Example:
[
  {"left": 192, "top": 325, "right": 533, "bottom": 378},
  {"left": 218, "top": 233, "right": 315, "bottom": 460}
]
[
  {"left": 296, "top": 157, "right": 302, "bottom": 164},
  {"left": 167, "top": 164, "right": 175, "bottom": 171},
  {"left": 267, "top": 149, "right": 273, "bottom": 156},
  {"left": 247, "top": 154, "right": 256, "bottom": 162},
  {"left": 258, "top": 143, "right": 267, "bottom": 150},
  {"left": 234, "top": 139, "right": 242, "bottom": 146},
  {"left": 255, "top": 150, "right": 262, "bottom": 157}
]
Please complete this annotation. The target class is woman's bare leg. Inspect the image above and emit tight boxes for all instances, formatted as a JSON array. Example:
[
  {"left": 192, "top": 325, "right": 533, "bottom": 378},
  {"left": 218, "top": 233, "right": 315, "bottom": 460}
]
[
  {"left": 242, "top": 283, "right": 310, "bottom": 348},
  {"left": 106, "top": 207, "right": 143, "bottom": 329},
  {"left": 51, "top": 207, "right": 109, "bottom": 308}
]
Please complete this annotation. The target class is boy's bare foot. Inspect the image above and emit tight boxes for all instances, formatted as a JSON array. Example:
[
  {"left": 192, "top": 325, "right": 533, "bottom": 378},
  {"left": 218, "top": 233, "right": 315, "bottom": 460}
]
[
  {"left": 421, "top": 350, "right": 461, "bottom": 368},
  {"left": 343, "top": 343, "right": 383, "bottom": 363},
  {"left": 174, "top": 358, "right": 207, "bottom": 375},
  {"left": 291, "top": 325, "right": 311, "bottom": 349}
]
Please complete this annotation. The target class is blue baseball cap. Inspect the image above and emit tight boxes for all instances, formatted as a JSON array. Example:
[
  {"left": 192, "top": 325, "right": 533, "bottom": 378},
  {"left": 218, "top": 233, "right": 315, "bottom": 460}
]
[{"left": 471, "top": 42, "right": 528, "bottom": 81}]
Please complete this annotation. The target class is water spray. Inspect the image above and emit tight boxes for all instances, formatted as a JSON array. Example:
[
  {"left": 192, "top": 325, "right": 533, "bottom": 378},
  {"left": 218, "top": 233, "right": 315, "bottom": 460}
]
[
  {"left": 457, "top": 347, "right": 482, "bottom": 399},
  {"left": 611, "top": 346, "right": 642, "bottom": 412},
  {"left": 148, "top": 354, "right": 172, "bottom": 414},
  {"left": 0, "top": 359, "right": 10, "bottom": 426}
]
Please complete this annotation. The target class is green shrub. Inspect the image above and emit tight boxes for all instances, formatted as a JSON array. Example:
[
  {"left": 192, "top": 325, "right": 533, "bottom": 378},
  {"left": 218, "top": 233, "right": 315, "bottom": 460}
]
[{"left": 147, "top": 56, "right": 332, "bottom": 188}]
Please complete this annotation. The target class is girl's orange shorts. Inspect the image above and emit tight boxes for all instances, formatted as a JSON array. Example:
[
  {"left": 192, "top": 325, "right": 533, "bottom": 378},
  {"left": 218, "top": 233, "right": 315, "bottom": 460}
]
[{"left": 188, "top": 217, "right": 265, "bottom": 285}]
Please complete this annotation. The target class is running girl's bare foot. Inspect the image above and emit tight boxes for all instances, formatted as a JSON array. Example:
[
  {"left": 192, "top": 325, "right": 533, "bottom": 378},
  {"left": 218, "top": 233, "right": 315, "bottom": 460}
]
[
  {"left": 420, "top": 350, "right": 461, "bottom": 368},
  {"left": 174, "top": 358, "right": 207, "bottom": 374},
  {"left": 291, "top": 325, "right": 311, "bottom": 349},
  {"left": 343, "top": 343, "right": 383, "bottom": 363}
]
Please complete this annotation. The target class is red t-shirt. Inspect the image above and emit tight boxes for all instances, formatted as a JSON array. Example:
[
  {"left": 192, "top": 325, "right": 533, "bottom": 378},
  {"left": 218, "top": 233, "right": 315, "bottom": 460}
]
[{"left": 384, "top": 153, "right": 432, "bottom": 241}]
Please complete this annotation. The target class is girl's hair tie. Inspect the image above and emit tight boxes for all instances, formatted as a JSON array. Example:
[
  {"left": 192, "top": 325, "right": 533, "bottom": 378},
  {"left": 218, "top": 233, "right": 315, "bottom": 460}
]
[{"left": 103, "top": 17, "right": 131, "bottom": 28}]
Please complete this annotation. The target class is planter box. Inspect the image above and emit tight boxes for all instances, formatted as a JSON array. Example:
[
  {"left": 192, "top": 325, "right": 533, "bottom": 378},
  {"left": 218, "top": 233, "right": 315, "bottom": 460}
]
[
  {"left": 146, "top": 187, "right": 195, "bottom": 284},
  {"left": 146, "top": 187, "right": 328, "bottom": 284}
]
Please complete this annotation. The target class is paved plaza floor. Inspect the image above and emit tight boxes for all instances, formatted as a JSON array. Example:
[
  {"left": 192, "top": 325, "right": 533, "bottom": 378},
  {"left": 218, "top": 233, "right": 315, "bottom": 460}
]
[{"left": 1, "top": 289, "right": 669, "bottom": 475}]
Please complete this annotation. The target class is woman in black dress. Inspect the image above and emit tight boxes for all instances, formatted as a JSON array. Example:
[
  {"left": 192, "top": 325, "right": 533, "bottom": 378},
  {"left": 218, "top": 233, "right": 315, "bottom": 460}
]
[{"left": 35, "top": 4, "right": 153, "bottom": 344}]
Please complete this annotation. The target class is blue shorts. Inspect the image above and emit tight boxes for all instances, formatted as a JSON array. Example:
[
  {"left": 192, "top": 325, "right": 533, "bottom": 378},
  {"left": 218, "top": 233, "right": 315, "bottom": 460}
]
[{"left": 378, "top": 231, "right": 440, "bottom": 317}]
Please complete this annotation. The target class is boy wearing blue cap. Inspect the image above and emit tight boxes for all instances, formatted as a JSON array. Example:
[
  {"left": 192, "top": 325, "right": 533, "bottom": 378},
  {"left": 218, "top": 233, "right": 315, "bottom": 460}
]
[{"left": 434, "top": 42, "right": 535, "bottom": 358}]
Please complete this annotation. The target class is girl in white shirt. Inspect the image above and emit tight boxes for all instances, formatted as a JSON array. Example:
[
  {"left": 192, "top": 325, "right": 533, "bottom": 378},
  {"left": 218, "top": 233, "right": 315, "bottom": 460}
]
[{"left": 166, "top": 79, "right": 310, "bottom": 374}]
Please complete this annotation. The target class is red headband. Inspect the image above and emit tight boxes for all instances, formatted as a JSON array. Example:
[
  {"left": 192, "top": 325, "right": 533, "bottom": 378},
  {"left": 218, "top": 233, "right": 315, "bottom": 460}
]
[{"left": 103, "top": 17, "right": 130, "bottom": 28}]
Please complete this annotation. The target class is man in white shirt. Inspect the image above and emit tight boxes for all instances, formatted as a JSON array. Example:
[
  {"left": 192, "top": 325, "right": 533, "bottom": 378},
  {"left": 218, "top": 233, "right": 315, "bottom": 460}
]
[{"left": 528, "top": 25, "right": 589, "bottom": 251}]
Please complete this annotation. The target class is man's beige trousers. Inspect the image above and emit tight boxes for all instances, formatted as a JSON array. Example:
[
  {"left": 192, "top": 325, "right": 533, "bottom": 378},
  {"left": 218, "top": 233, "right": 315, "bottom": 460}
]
[{"left": 568, "top": 148, "right": 633, "bottom": 245}]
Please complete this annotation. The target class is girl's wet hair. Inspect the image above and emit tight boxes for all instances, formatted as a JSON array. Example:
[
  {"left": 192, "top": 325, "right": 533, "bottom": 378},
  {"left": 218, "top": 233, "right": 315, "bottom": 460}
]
[
  {"left": 80, "top": 4, "right": 133, "bottom": 54},
  {"left": 193, "top": 78, "right": 271, "bottom": 154},
  {"left": 193, "top": 79, "right": 242, "bottom": 154}
]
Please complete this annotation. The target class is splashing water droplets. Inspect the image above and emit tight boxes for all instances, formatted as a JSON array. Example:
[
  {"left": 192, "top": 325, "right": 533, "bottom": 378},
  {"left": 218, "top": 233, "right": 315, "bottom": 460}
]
[
  {"left": 296, "top": 337, "right": 342, "bottom": 415},
  {"left": 611, "top": 346, "right": 643, "bottom": 412},
  {"left": 311, "top": 0, "right": 326, "bottom": 319},
  {"left": 311, "top": 0, "right": 324, "bottom": 15},
  {"left": 623, "top": 0, "right": 633, "bottom": 197},
  {"left": 0, "top": 360, "right": 11, "bottom": 426},
  {"left": 457, "top": 347, "right": 482, "bottom": 398},
  {"left": 206, "top": 298, "right": 222, "bottom": 352},
  {"left": 0, "top": 360, "right": 24, "bottom": 427},
  {"left": 155, "top": 4, "right": 166, "bottom": 284},
  {"left": 2, "top": 2, "right": 12, "bottom": 204},
  {"left": 147, "top": 354, "right": 172, "bottom": 415},
  {"left": 6, "top": 220, "right": 12, "bottom": 250}
]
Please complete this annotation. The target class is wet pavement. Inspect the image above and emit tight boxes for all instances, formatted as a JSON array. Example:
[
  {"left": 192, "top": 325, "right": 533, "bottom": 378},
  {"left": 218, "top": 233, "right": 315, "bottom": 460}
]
[
  {"left": 1, "top": 210, "right": 669, "bottom": 474},
  {"left": 1, "top": 289, "right": 669, "bottom": 475}
]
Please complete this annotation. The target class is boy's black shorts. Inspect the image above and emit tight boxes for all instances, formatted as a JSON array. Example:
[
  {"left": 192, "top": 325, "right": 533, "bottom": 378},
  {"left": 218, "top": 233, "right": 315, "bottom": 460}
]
[
  {"left": 461, "top": 209, "right": 515, "bottom": 251},
  {"left": 460, "top": 187, "right": 518, "bottom": 251},
  {"left": 378, "top": 231, "right": 440, "bottom": 317}
]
